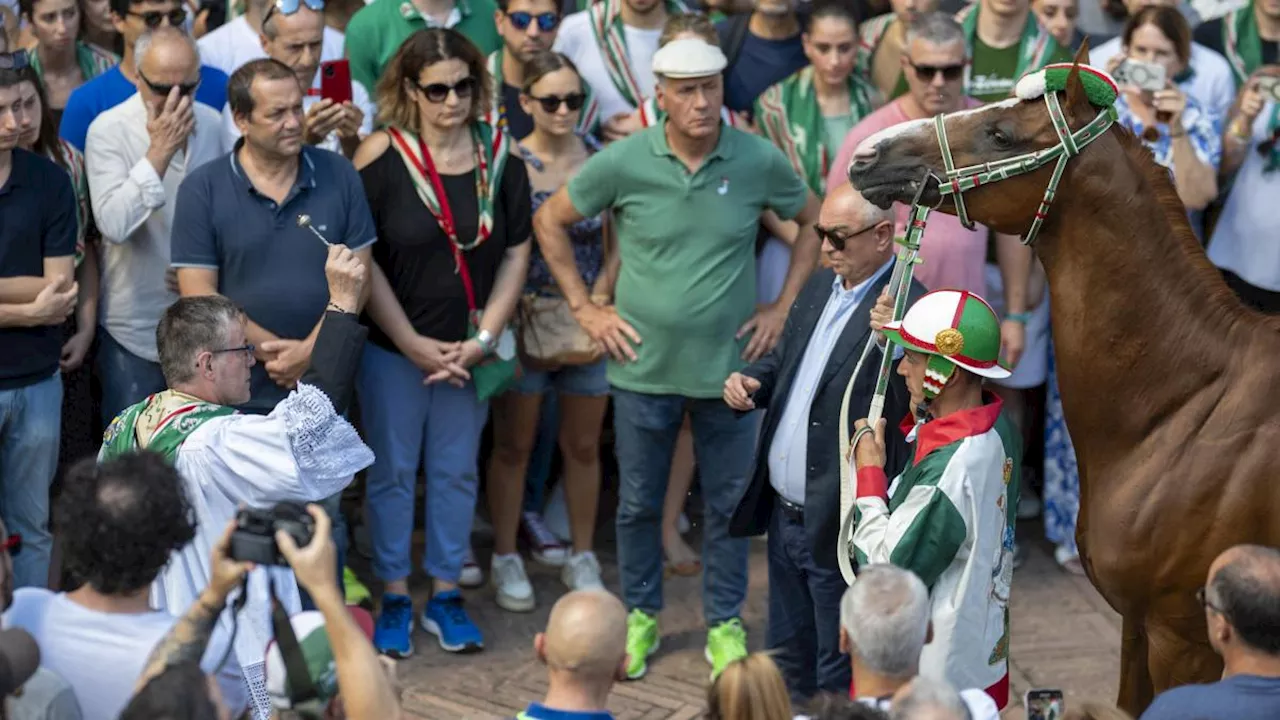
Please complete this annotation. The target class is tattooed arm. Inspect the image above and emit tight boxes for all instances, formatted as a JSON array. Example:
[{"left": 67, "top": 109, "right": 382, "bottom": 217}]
[{"left": 133, "top": 521, "right": 255, "bottom": 692}]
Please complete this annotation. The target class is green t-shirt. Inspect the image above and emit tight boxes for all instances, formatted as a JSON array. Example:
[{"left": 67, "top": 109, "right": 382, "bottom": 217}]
[
  {"left": 822, "top": 113, "right": 855, "bottom": 161},
  {"left": 567, "top": 124, "right": 809, "bottom": 398},
  {"left": 344, "top": 0, "right": 501, "bottom": 94},
  {"left": 968, "top": 36, "right": 1073, "bottom": 103}
]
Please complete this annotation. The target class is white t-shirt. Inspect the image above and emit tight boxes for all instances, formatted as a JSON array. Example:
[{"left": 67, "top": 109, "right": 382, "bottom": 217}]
[
  {"left": 1207, "top": 105, "right": 1280, "bottom": 291},
  {"left": 2, "top": 589, "right": 236, "bottom": 720},
  {"left": 553, "top": 11, "right": 662, "bottom": 121},
  {"left": 197, "top": 15, "right": 346, "bottom": 79}
]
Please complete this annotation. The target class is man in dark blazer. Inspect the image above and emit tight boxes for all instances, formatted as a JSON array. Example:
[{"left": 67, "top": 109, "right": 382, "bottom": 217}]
[{"left": 724, "top": 184, "right": 923, "bottom": 703}]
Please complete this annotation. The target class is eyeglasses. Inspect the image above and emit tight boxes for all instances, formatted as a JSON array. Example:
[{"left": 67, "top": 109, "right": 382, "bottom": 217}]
[
  {"left": 814, "top": 221, "right": 886, "bottom": 251},
  {"left": 1195, "top": 587, "right": 1226, "bottom": 617},
  {"left": 262, "top": 0, "right": 325, "bottom": 26},
  {"left": 0, "top": 51, "right": 31, "bottom": 70},
  {"left": 505, "top": 10, "right": 559, "bottom": 32},
  {"left": 529, "top": 92, "right": 584, "bottom": 113},
  {"left": 211, "top": 344, "right": 256, "bottom": 358},
  {"left": 138, "top": 70, "right": 200, "bottom": 98},
  {"left": 126, "top": 8, "right": 188, "bottom": 27},
  {"left": 417, "top": 77, "right": 477, "bottom": 103},
  {"left": 0, "top": 534, "right": 21, "bottom": 557},
  {"left": 908, "top": 60, "right": 965, "bottom": 83}
]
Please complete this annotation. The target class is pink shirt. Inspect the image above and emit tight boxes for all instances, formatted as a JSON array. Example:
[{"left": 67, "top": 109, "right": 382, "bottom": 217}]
[{"left": 827, "top": 98, "right": 991, "bottom": 297}]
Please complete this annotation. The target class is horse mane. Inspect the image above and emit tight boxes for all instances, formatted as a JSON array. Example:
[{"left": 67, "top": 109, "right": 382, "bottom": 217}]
[{"left": 1106, "top": 124, "right": 1280, "bottom": 335}]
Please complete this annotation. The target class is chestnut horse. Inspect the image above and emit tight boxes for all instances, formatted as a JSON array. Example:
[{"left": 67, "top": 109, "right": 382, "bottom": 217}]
[{"left": 845, "top": 47, "right": 1280, "bottom": 714}]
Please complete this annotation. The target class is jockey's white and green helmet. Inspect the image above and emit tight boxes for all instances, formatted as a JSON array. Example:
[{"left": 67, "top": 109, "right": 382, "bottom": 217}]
[{"left": 880, "top": 289, "right": 1011, "bottom": 400}]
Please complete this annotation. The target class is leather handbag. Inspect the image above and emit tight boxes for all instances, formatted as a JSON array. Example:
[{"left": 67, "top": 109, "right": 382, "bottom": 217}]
[{"left": 517, "top": 293, "right": 603, "bottom": 369}]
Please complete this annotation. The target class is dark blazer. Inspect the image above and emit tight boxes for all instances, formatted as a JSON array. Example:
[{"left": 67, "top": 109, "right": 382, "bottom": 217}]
[
  {"left": 729, "top": 267, "right": 924, "bottom": 570},
  {"left": 300, "top": 310, "right": 368, "bottom": 416}
]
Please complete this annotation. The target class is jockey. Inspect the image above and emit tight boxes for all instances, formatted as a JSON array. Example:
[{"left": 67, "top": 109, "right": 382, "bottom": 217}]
[{"left": 850, "top": 288, "right": 1022, "bottom": 709}]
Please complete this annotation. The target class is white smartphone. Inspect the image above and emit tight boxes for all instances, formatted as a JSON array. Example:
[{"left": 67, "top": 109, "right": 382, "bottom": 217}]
[
  {"left": 1025, "top": 688, "right": 1065, "bottom": 720},
  {"left": 1257, "top": 75, "right": 1280, "bottom": 104}
]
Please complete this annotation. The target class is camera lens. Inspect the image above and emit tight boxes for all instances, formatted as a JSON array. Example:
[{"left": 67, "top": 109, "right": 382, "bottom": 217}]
[{"left": 324, "top": 65, "right": 334, "bottom": 77}]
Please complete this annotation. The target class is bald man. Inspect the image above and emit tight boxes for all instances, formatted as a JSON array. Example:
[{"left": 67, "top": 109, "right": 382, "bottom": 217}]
[
  {"left": 1139, "top": 545, "right": 1280, "bottom": 720},
  {"left": 726, "top": 184, "right": 926, "bottom": 703},
  {"left": 521, "top": 590, "right": 628, "bottom": 719}
]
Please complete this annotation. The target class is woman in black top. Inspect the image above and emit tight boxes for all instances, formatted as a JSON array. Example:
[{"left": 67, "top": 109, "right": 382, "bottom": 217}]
[{"left": 354, "top": 27, "right": 531, "bottom": 657}]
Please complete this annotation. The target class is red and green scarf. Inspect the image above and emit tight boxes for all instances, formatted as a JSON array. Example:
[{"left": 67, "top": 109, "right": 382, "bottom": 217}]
[
  {"left": 754, "top": 66, "right": 879, "bottom": 194},
  {"left": 486, "top": 49, "right": 601, "bottom": 135},
  {"left": 957, "top": 3, "right": 1059, "bottom": 97},
  {"left": 854, "top": 14, "right": 898, "bottom": 84},
  {"left": 30, "top": 41, "right": 117, "bottom": 86},
  {"left": 1223, "top": 4, "right": 1280, "bottom": 173},
  {"left": 387, "top": 121, "right": 509, "bottom": 252},
  {"left": 100, "top": 390, "right": 235, "bottom": 462},
  {"left": 588, "top": 0, "right": 688, "bottom": 107}
]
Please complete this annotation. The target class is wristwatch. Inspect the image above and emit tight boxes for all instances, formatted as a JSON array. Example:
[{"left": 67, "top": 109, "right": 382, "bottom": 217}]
[
  {"left": 1005, "top": 311, "right": 1032, "bottom": 324},
  {"left": 475, "top": 329, "right": 496, "bottom": 355}
]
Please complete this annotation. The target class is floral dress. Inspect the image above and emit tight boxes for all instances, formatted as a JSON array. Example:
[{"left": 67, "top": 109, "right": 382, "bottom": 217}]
[{"left": 516, "top": 135, "right": 606, "bottom": 297}]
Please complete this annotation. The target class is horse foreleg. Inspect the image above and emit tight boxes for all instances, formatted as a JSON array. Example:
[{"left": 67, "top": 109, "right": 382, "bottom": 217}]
[
  {"left": 1116, "top": 614, "right": 1154, "bottom": 716},
  {"left": 1146, "top": 615, "right": 1222, "bottom": 698}
]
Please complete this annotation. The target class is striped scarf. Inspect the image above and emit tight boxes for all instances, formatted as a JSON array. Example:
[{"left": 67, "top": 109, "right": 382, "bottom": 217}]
[
  {"left": 854, "top": 13, "right": 897, "bottom": 84},
  {"left": 30, "top": 41, "right": 118, "bottom": 86},
  {"left": 588, "top": 0, "right": 688, "bottom": 107},
  {"left": 486, "top": 49, "right": 601, "bottom": 135},
  {"left": 100, "top": 390, "right": 235, "bottom": 462},
  {"left": 754, "top": 66, "right": 879, "bottom": 194},
  {"left": 387, "top": 121, "right": 510, "bottom": 252},
  {"left": 1222, "top": 5, "right": 1280, "bottom": 173},
  {"left": 957, "top": 4, "right": 1059, "bottom": 97},
  {"left": 44, "top": 140, "right": 89, "bottom": 266}
]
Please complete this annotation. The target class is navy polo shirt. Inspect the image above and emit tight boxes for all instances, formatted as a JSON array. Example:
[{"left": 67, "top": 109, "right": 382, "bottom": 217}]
[
  {"left": 171, "top": 142, "right": 377, "bottom": 413},
  {"left": 0, "top": 149, "right": 78, "bottom": 390}
]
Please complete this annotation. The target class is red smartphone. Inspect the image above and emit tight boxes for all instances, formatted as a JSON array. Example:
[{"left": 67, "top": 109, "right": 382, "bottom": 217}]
[{"left": 319, "top": 59, "right": 352, "bottom": 105}]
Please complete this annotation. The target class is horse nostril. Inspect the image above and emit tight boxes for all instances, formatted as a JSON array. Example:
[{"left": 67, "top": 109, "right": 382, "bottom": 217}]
[{"left": 849, "top": 147, "right": 879, "bottom": 174}]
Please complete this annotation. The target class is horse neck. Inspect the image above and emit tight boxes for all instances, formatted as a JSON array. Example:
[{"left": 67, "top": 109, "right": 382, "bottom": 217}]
[{"left": 1034, "top": 131, "right": 1249, "bottom": 462}]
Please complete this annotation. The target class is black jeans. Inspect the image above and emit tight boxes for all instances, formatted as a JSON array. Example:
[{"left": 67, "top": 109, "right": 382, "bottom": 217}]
[{"left": 765, "top": 495, "right": 852, "bottom": 705}]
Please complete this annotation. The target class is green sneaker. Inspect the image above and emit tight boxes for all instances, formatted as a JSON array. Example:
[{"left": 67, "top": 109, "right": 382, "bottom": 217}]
[
  {"left": 705, "top": 618, "right": 748, "bottom": 680},
  {"left": 344, "top": 566, "right": 372, "bottom": 610},
  {"left": 624, "top": 609, "right": 660, "bottom": 680}
]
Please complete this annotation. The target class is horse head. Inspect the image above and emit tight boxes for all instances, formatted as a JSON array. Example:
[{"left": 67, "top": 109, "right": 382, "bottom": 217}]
[{"left": 846, "top": 43, "right": 1106, "bottom": 239}]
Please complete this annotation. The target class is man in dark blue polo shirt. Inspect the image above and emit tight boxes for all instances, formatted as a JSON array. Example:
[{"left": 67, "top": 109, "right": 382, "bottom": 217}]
[
  {"left": 171, "top": 58, "right": 375, "bottom": 592},
  {"left": 0, "top": 60, "right": 81, "bottom": 589}
]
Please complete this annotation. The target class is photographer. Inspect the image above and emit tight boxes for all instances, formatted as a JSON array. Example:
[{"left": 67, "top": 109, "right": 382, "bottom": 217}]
[
  {"left": 99, "top": 244, "right": 375, "bottom": 719},
  {"left": 1110, "top": 6, "right": 1220, "bottom": 215},
  {"left": 125, "top": 507, "right": 401, "bottom": 720}
]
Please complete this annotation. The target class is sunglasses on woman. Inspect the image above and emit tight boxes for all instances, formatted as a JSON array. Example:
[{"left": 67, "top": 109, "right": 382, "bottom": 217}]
[
  {"left": 505, "top": 10, "right": 559, "bottom": 32},
  {"left": 908, "top": 60, "right": 965, "bottom": 83},
  {"left": 262, "top": 0, "right": 325, "bottom": 25},
  {"left": 417, "top": 77, "right": 477, "bottom": 103},
  {"left": 127, "top": 7, "right": 188, "bottom": 28},
  {"left": 529, "top": 92, "right": 585, "bottom": 113}
]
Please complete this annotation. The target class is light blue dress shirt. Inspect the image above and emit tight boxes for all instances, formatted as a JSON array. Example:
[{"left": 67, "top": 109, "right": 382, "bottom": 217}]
[{"left": 767, "top": 260, "right": 894, "bottom": 505}]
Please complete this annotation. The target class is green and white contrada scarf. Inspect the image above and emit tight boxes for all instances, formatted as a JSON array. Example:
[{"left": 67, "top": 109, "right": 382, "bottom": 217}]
[
  {"left": 486, "top": 49, "right": 601, "bottom": 135},
  {"left": 588, "top": 0, "right": 689, "bottom": 107},
  {"left": 1223, "top": 5, "right": 1280, "bottom": 173}
]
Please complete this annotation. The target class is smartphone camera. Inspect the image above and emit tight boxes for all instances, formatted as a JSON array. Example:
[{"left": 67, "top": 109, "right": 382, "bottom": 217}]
[
  {"left": 1025, "top": 688, "right": 1064, "bottom": 720},
  {"left": 1116, "top": 59, "right": 1167, "bottom": 92},
  {"left": 1258, "top": 77, "right": 1280, "bottom": 104},
  {"left": 323, "top": 64, "right": 335, "bottom": 78}
]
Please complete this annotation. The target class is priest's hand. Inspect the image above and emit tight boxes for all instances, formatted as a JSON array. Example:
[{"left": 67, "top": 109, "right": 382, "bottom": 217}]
[
  {"left": 207, "top": 520, "right": 255, "bottom": 602},
  {"left": 852, "top": 418, "right": 887, "bottom": 471},
  {"left": 324, "top": 244, "right": 366, "bottom": 314},
  {"left": 277, "top": 504, "right": 341, "bottom": 605}
]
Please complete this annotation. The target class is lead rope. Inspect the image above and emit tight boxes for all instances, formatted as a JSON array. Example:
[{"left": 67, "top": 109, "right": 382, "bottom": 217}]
[{"left": 835, "top": 196, "right": 931, "bottom": 585}]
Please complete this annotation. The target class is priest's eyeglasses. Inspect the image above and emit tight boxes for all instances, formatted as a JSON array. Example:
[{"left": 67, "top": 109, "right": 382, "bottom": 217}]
[{"left": 211, "top": 344, "right": 256, "bottom": 359}]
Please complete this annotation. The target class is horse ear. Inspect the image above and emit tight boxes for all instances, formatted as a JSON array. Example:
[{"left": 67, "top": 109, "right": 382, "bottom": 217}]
[{"left": 1063, "top": 45, "right": 1092, "bottom": 114}]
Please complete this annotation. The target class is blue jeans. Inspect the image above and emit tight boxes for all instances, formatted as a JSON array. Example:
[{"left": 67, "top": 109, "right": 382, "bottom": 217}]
[
  {"left": 523, "top": 392, "right": 559, "bottom": 513},
  {"left": 0, "top": 373, "right": 62, "bottom": 588},
  {"left": 358, "top": 343, "right": 488, "bottom": 583},
  {"left": 97, "top": 329, "right": 166, "bottom": 427},
  {"left": 612, "top": 388, "right": 754, "bottom": 624},
  {"left": 766, "top": 498, "right": 851, "bottom": 703}
]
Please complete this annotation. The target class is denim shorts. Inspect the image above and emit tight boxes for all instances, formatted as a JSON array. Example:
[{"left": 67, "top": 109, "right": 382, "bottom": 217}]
[{"left": 512, "top": 359, "right": 609, "bottom": 397}]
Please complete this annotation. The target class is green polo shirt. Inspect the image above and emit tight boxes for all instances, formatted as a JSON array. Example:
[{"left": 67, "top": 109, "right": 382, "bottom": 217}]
[
  {"left": 568, "top": 123, "right": 809, "bottom": 398},
  {"left": 344, "top": 0, "right": 501, "bottom": 93}
]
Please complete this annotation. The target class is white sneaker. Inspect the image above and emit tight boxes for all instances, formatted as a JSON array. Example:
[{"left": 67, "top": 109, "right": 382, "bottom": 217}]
[
  {"left": 459, "top": 548, "right": 484, "bottom": 589},
  {"left": 491, "top": 553, "right": 536, "bottom": 612},
  {"left": 522, "top": 511, "right": 568, "bottom": 567},
  {"left": 562, "top": 551, "right": 603, "bottom": 591},
  {"left": 1017, "top": 486, "right": 1042, "bottom": 520},
  {"left": 542, "top": 482, "right": 572, "bottom": 542}
]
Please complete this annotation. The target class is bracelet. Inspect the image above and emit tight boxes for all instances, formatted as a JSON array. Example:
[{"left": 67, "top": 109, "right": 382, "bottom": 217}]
[
  {"left": 1005, "top": 311, "right": 1031, "bottom": 324},
  {"left": 589, "top": 293, "right": 612, "bottom": 306},
  {"left": 326, "top": 302, "right": 354, "bottom": 315},
  {"left": 475, "top": 328, "right": 496, "bottom": 354}
]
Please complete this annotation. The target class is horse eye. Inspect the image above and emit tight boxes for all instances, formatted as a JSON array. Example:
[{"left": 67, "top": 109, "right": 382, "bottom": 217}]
[{"left": 989, "top": 127, "right": 1013, "bottom": 149}]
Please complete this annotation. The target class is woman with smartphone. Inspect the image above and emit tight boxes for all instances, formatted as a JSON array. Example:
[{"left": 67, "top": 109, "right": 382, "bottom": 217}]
[{"left": 354, "top": 28, "right": 531, "bottom": 658}]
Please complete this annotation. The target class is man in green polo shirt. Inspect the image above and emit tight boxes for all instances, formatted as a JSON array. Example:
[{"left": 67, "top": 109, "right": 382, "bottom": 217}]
[
  {"left": 533, "top": 37, "right": 821, "bottom": 680},
  {"left": 957, "top": 0, "right": 1071, "bottom": 103},
  {"left": 344, "top": 0, "right": 501, "bottom": 93}
]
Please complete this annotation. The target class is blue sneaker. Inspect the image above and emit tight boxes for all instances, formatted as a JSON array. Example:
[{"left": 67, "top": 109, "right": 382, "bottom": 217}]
[
  {"left": 421, "top": 589, "right": 484, "bottom": 653},
  {"left": 374, "top": 593, "right": 414, "bottom": 658}
]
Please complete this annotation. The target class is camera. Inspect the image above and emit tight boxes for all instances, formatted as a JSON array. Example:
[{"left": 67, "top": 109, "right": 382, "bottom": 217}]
[
  {"left": 1114, "top": 59, "right": 1167, "bottom": 92},
  {"left": 229, "top": 502, "right": 315, "bottom": 566},
  {"left": 1258, "top": 76, "right": 1280, "bottom": 104}
]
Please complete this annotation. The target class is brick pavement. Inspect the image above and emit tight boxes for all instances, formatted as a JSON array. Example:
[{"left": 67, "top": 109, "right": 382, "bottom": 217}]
[{"left": 377, "top": 522, "right": 1121, "bottom": 719}]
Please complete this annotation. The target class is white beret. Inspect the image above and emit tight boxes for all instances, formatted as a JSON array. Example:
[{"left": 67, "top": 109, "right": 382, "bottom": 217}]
[{"left": 651, "top": 37, "right": 728, "bottom": 79}]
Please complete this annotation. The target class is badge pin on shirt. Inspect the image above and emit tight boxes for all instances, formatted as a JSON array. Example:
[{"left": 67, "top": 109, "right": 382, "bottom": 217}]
[{"left": 717, "top": 177, "right": 729, "bottom": 196}]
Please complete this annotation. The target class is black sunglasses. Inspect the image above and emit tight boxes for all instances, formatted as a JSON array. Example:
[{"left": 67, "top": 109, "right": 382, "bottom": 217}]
[
  {"left": 139, "top": 70, "right": 200, "bottom": 98},
  {"left": 529, "top": 92, "right": 585, "bottom": 113},
  {"left": 127, "top": 7, "right": 188, "bottom": 27},
  {"left": 417, "top": 77, "right": 477, "bottom": 103},
  {"left": 908, "top": 60, "right": 965, "bottom": 83},
  {"left": 506, "top": 10, "right": 558, "bottom": 32},
  {"left": 0, "top": 50, "right": 31, "bottom": 70},
  {"left": 815, "top": 221, "right": 886, "bottom": 251}
]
